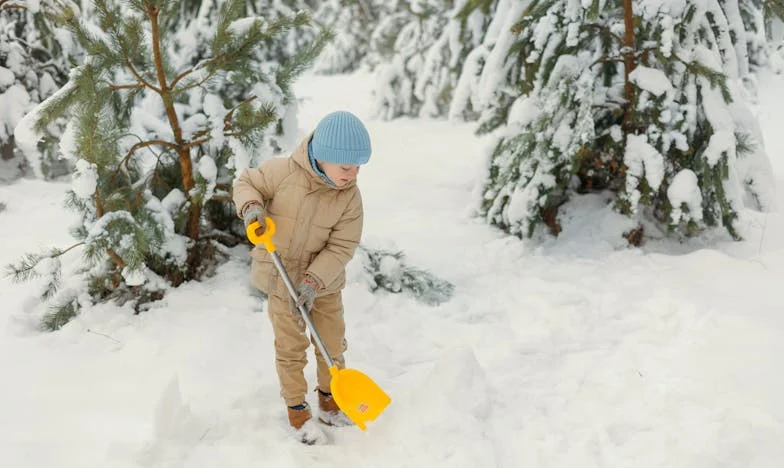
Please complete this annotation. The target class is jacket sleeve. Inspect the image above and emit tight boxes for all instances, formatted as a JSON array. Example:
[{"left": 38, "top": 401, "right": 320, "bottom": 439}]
[
  {"left": 306, "top": 190, "right": 363, "bottom": 288},
  {"left": 232, "top": 160, "right": 279, "bottom": 218}
]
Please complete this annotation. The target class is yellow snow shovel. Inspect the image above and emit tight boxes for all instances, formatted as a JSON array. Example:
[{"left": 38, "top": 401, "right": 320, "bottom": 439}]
[{"left": 246, "top": 217, "right": 391, "bottom": 430}]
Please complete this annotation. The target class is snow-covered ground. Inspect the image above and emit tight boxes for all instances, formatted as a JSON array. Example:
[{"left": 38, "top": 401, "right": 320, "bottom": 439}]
[{"left": 1, "top": 70, "right": 783, "bottom": 468}]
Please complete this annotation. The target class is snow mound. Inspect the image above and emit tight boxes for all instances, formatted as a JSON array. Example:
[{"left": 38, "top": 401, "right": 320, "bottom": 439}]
[{"left": 372, "top": 347, "right": 497, "bottom": 466}]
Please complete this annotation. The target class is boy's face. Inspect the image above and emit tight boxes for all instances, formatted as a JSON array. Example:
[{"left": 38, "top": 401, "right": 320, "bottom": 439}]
[{"left": 318, "top": 161, "right": 360, "bottom": 186}]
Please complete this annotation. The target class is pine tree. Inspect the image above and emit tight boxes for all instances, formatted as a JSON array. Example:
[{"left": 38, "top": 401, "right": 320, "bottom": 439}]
[
  {"left": 411, "top": 0, "right": 496, "bottom": 118},
  {"left": 6, "top": 0, "right": 330, "bottom": 330},
  {"left": 369, "top": 0, "right": 453, "bottom": 119},
  {"left": 311, "top": 0, "right": 378, "bottom": 75},
  {"left": 478, "top": 0, "right": 776, "bottom": 241},
  {"left": 446, "top": 0, "right": 513, "bottom": 122},
  {"left": 248, "top": 0, "right": 322, "bottom": 64},
  {"left": 452, "top": 0, "right": 529, "bottom": 128},
  {"left": 736, "top": 0, "right": 784, "bottom": 71},
  {"left": 1, "top": 0, "right": 79, "bottom": 180},
  {"left": 367, "top": 0, "right": 527, "bottom": 122}
]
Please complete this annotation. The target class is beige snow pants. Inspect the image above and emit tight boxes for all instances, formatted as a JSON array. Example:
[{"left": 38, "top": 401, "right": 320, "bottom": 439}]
[{"left": 267, "top": 292, "right": 347, "bottom": 407}]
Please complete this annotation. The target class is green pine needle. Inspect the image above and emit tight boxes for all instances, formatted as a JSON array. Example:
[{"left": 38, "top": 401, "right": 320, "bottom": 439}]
[{"left": 41, "top": 297, "right": 81, "bottom": 331}]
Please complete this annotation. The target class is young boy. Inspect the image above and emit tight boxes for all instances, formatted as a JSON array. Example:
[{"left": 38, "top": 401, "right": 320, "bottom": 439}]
[{"left": 232, "top": 110, "right": 370, "bottom": 444}]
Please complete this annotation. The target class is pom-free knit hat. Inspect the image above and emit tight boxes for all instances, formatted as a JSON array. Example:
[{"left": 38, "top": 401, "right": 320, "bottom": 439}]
[{"left": 310, "top": 111, "right": 371, "bottom": 165}]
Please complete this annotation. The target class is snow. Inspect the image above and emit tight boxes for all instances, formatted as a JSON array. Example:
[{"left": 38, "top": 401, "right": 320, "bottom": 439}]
[
  {"left": 610, "top": 124, "right": 623, "bottom": 142},
  {"left": 197, "top": 155, "right": 217, "bottom": 183},
  {"left": 197, "top": 155, "right": 217, "bottom": 200},
  {"left": 0, "top": 66, "right": 14, "bottom": 87},
  {"left": 624, "top": 134, "right": 665, "bottom": 211},
  {"left": 566, "top": 22, "right": 580, "bottom": 47},
  {"left": 227, "top": 17, "right": 263, "bottom": 36},
  {"left": 122, "top": 266, "right": 147, "bottom": 287},
  {"left": 629, "top": 66, "right": 673, "bottom": 97},
  {"left": 14, "top": 77, "right": 79, "bottom": 177},
  {"left": 506, "top": 95, "right": 539, "bottom": 132},
  {"left": 202, "top": 93, "right": 227, "bottom": 149},
  {"left": 553, "top": 117, "right": 574, "bottom": 152},
  {"left": 161, "top": 189, "right": 186, "bottom": 216},
  {"left": 3, "top": 41, "right": 24, "bottom": 73},
  {"left": 0, "top": 84, "right": 31, "bottom": 140},
  {"left": 703, "top": 130, "right": 736, "bottom": 166},
  {"left": 25, "top": 0, "right": 40, "bottom": 14},
  {"left": 38, "top": 72, "right": 58, "bottom": 99},
  {"left": 728, "top": 77, "right": 778, "bottom": 211},
  {"left": 475, "top": 0, "right": 527, "bottom": 109},
  {"left": 1, "top": 70, "right": 783, "bottom": 468},
  {"left": 59, "top": 120, "right": 78, "bottom": 161},
  {"left": 131, "top": 98, "right": 173, "bottom": 142},
  {"left": 85, "top": 211, "right": 136, "bottom": 242},
  {"left": 667, "top": 169, "right": 703, "bottom": 224},
  {"left": 659, "top": 15, "right": 674, "bottom": 57},
  {"left": 71, "top": 159, "right": 98, "bottom": 199},
  {"left": 748, "top": 70, "right": 784, "bottom": 210},
  {"left": 448, "top": 45, "right": 487, "bottom": 120}
]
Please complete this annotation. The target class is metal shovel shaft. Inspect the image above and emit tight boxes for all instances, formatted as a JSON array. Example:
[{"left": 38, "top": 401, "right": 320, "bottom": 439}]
[{"left": 268, "top": 251, "right": 336, "bottom": 369}]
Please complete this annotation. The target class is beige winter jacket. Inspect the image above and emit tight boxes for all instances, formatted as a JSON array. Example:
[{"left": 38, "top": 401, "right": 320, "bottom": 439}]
[{"left": 233, "top": 135, "right": 363, "bottom": 299}]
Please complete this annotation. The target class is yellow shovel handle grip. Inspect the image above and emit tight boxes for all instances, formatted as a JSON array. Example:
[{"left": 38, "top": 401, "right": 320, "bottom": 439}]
[{"left": 246, "top": 216, "right": 276, "bottom": 252}]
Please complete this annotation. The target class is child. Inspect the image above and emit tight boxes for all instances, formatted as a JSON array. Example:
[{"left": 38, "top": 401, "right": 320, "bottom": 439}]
[{"left": 232, "top": 110, "right": 371, "bottom": 444}]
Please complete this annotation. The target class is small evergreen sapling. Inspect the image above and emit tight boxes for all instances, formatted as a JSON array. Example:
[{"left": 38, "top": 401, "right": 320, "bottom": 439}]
[{"left": 6, "top": 0, "right": 329, "bottom": 329}]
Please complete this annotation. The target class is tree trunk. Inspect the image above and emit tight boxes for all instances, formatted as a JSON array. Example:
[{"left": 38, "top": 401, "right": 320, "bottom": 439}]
[
  {"left": 622, "top": 0, "right": 636, "bottom": 134},
  {"left": 148, "top": 3, "right": 200, "bottom": 244},
  {"left": 1, "top": 135, "right": 14, "bottom": 160}
]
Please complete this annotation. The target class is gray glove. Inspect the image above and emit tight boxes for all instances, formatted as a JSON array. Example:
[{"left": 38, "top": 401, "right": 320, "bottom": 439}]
[
  {"left": 293, "top": 275, "right": 320, "bottom": 314},
  {"left": 242, "top": 202, "right": 266, "bottom": 233}
]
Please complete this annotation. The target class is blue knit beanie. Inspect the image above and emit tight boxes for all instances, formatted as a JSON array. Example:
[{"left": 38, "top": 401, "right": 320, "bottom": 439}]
[{"left": 310, "top": 111, "right": 371, "bottom": 165}]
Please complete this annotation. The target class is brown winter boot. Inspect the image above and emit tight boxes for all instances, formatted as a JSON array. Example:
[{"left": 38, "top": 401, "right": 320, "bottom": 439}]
[
  {"left": 287, "top": 403, "right": 312, "bottom": 430},
  {"left": 317, "top": 389, "right": 353, "bottom": 427},
  {"left": 286, "top": 402, "right": 328, "bottom": 445}
]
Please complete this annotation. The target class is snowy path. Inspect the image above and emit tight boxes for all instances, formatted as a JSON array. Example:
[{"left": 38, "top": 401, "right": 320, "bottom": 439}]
[{"left": 1, "top": 71, "right": 783, "bottom": 468}]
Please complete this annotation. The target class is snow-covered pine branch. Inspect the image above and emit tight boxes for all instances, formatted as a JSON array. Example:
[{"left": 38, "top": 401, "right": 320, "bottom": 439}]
[
  {"left": 355, "top": 244, "right": 454, "bottom": 306},
  {"left": 311, "top": 0, "right": 381, "bottom": 75},
  {"left": 369, "top": 0, "right": 455, "bottom": 119},
  {"left": 369, "top": 0, "right": 510, "bottom": 121},
  {"left": 3, "top": 0, "right": 80, "bottom": 181}
]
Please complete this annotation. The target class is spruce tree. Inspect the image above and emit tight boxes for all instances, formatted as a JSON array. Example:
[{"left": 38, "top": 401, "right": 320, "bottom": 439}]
[
  {"left": 367, "top": 0, "right": 526, "bottom": 122},
  {"left": 312, "top": 0, "right": 378, "bottom": 75},
  {"left": 452, "top": 0, "right": 528, "bottom": 128},
  {"left": 369, "top": 0, "right": 452, "bottom": 119},
  {"left": 446, "top": 0, "right": 514, "bottom": 122},
  {"left": 410, "top": 0, "right": 496, "bottom": 118},
  {"left": 248, "top": 0, "right": 322, "bottom": 64},
  {"left": 735, "top": 0, "right": 784, "bottom": 71},
  {"left": 478, "top": 0, "right": 776, "bottom": 241},
  {"left": 6, "top": 0, "right": 330, "bottom": 330},
  {"left": 1, "top": 0, "right": 78, "bottom": 180}
]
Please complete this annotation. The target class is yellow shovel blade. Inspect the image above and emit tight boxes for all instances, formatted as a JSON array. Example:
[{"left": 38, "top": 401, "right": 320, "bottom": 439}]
[{"left": 329, "top": 366, "right": 391, "bottom": 431}]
